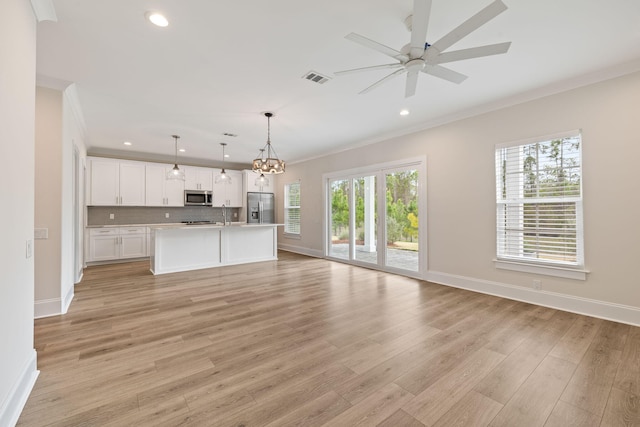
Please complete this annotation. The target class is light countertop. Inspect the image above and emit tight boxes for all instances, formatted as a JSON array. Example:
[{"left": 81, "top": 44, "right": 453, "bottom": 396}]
[
  {"left": 149, "top": 223, "right": 283, "bottom": 230},
  {"left": 86, "top": 222, "right": 282, "bottom": 228}
]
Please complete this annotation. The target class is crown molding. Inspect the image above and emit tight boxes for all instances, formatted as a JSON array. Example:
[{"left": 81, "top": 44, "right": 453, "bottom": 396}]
[{"left": 30, "top": 0, "right": 57, "bottom": 23}]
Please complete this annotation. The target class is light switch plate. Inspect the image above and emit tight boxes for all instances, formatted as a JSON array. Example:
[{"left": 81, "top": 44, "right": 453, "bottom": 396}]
[{"left": 26, "top": 240, "right": 33, "bottom": 258}]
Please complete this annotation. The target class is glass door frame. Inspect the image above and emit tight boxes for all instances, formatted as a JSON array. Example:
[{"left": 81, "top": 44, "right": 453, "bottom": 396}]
[{"left": 323, "top": 156, "right": 427, "bottom": 279}]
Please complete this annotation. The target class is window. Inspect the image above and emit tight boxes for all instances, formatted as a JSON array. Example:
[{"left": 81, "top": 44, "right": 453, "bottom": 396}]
[
  {"left": 284, "top": 181, "right": 301, "bottom": 235},
  {"left": 495, "top": 131, "right": 584, "bottom": 275}
]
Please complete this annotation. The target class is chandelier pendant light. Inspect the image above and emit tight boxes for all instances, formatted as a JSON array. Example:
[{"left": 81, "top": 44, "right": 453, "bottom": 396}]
[
  {"left": 252, "top": 112, "right": 285, "bottom": 174},
  {"left": 215, "top": 142, "right": 232, "bottom": 184},
  {"left": 167, "top": 134, "right": 185, "bottom": 181}
]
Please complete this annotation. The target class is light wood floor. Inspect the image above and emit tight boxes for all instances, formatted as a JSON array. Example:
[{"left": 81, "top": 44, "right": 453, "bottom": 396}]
[{"left": 18, "top": 251, "right": 640, "bottom": 426}]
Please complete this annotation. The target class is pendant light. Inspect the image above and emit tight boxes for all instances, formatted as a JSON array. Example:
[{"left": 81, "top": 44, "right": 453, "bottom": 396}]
[
  {"left": 215, "top": 142, "right": 232, "bottom": 184},
  {"left": 167, "top": 135, "right": 185, "bottom": 181},
  {"left": 254, "top": 151, "right": 270, "bottom": 187},
  {"left": 252, "top": 112, "right": 285, "bottom": 174},
  {"left": 254, "top": 173, "right": 270, "bottom": 188}
]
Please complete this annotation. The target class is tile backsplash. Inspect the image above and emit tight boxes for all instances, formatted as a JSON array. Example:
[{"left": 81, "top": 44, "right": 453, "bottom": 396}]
[{"left": 87, "top": 206, "right": 240, "bottom": 226}]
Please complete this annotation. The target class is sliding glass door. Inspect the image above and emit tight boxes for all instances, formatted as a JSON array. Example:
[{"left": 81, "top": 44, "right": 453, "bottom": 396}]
[
  {"left": 384, "top": 169, "right": 419, "bottom": 272},
  {"left": 329, "top": 178, "right": 350, "bottom": 260},
  {"left": 354, "top": 175, "right": 377, "bottom": 265},
  {"left": 325, "top": 159, "right": 424, "bottom": 277}
]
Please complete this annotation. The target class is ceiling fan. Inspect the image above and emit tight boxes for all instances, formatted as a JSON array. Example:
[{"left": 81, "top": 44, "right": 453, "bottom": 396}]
[{"left": 335, "top": 0, "right": 511, "bottom": 98}]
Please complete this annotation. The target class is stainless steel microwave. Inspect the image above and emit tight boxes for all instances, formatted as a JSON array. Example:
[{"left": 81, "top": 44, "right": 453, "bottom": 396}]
[{"left": 184, "top": 190, "right": 212, "bottom": 206}]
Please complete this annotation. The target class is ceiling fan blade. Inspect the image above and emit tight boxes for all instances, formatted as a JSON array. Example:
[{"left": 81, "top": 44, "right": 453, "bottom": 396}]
[
  {"left": 422, "top": 64, "right": 468, "bottom": 84},
  {"left": 428, "top": 0, "right": 508, "bottom": 55},
  {"left": 345, "top": 33, "right": 408, "bottom": 61},
  {"left": 427, "top": 41, "right": 511, "bottom": 64},
  {"left": 334, "top": 63, "right": 403, "bottom": 76},
  {"left": 405, "top": 69, "right": 420, "bottom": 98},
  {"left": 409, "top": 0, "right": 432, "bottom": 58},
  {"left": 359, "top": 68, "right": 407, "bottom": 94}
]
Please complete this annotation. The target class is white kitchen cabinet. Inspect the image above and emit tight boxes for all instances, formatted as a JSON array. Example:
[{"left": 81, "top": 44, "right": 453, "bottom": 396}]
[
  {"left": 212, "top": 169, "right": 243, "bottom": 207},
  {"left": 88, "top": 158, "right": 119, "bottom": 205},
  {"left": 88, "top": 228, "right": 120, "bottom": 261},
  {"left": 88, "top": 157, "right": 146, "bottom": 206},
  {"left": 184, "top": 166, "right": 213, "bottom": 191},
  {"left": 120, "top": 227, "right": 147, "bottom": 258},
  {"left": 244, "top": 169, "right": 274, "bottom": 193},
  {"left": 146, "top": 163, "right": 184, "bottom": 206},
  {"left": 87, "top": 227, "right": 148, "bottom": 262}
]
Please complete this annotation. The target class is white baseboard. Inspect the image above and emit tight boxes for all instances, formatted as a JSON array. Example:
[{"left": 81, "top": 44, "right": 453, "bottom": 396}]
[
  {"left": 62, "top": 285, "right": 74, "bottom": 314},
  {"left": 0, "top": 349, "right": 39, "bottom": 427},
  {"left": 427, "top": 270, "right": 640, "bottom": 327},
  {"left": 278, "top": 244, "right": 323, "bottom": 258},
  {"left": 34, "top": 297, "right": 62, "bottom": 319},
  {"left": 35, "top": 284, "right": 75, "bottom": 319}
]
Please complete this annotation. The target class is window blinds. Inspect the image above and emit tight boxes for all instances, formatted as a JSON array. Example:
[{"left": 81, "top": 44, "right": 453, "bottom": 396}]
[
  {"left": 495, "top": 133, "right": 583, "bottom": 266},
  {"left": 285, "top": 182, "right": 301, "bottom": 235}
]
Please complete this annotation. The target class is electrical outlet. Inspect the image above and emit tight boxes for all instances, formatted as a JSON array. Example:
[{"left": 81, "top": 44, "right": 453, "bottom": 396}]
[
  {"left": 233, "top": 212, "right": 237, "bottom": 218},
  {"left": 109, "top": 213, "right": 115, "bottom": 219},
  {"left": 533, "top": 279, "right": 541, "bottom": 290},
  {"left": 165, "top": 213, "right": 170, "bottom": 218}
]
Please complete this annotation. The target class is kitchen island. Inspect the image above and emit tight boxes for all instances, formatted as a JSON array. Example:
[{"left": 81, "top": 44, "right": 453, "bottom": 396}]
[{"left": 149, "top": 223, "right": 281, "bottom": 275}]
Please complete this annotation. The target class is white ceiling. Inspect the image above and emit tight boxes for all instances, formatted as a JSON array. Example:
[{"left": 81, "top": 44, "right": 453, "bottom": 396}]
[{"left": 36, "top": 0, "right": 640, "bottom": 167}]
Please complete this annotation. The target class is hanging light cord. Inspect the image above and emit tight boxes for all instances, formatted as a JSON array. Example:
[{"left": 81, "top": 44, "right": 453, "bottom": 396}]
[
  {"left": 172, "top": 135, "right": 179, "bottom": 166},
  {"left": 265, "top": 113, "right": 279, "bottom": 159}
]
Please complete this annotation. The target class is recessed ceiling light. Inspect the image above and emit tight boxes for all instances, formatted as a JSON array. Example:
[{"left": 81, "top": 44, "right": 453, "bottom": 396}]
[
  {"left": 178, "top": 148, "right": 186, "bottom": 153},
  {"left": 123, "top": 141, "right": 132, "bottom": 146},
  {"left": 145, "top": 11, "right": 168, "bottom": 27},
  {"left": 400, "top": 109, "right": 410, "bottom": 116},
  {"left": 224, "top": 154, "right": 230, "bottom": 158}
]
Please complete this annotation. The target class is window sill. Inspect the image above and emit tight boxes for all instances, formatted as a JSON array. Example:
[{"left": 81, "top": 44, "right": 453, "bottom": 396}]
[
  {"left": 494, "top": 259, "right": 588, "bottom": 281},
  {"left": 283, "top": 233, "right": 301, "bottom": 240}
]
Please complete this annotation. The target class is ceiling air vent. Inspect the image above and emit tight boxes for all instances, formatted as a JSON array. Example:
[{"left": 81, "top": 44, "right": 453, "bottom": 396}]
[{"left": 302, "top": 71, "right": 331, "bottom": 85}]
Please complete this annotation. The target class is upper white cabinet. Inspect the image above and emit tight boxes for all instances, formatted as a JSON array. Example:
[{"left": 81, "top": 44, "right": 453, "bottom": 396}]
[
  {"left": 87, "top": 157, "right": 245, "bottom": 207},
  {"left": 244, "top": 170, "right": 274, "bottom": 193},
  {"left": 184, "top": 166, "right": 213, "bottom": 191},
  {"left": 88, "top": 157, "right": 145, "bottom": 206},
  {"left": 212, "top": 169, "right": 243, "bottom": 207},
  {"left": 146, "top": 163, "right": 184, "bottom": 206}
]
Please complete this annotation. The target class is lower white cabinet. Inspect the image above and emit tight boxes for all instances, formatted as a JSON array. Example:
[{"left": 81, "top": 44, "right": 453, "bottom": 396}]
[{"left": 88, "top": 227, "right": 148, "bottom": 262}]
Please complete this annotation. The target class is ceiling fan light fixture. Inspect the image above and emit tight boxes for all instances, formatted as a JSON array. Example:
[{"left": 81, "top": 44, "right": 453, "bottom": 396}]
[
  {"left": 166, "top": 135, "right": 185, "bottom": 181},
  {"left": 252, "top": 112, "right": 285, "bottom": 174}
]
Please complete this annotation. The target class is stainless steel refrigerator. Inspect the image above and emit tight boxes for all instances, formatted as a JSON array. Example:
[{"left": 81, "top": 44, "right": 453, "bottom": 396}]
[{"left": 247, "top": 192, "right": 274, "bottom": 224}]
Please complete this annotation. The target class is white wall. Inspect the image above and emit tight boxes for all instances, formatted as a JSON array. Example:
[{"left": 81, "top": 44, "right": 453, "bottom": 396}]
[
  {"left": 0, "top": 0, "right": 39, "bottom": 425},
  {"left": 278, "top": 71, "right": 640, "bottom": 325},
  {"left": 34, "top": 84, "right": 87, "bottom": 318},
  {"left": 63, "top": 86, "right": 87, "bottom": 285},
  {"left": 34, "top": 87, "right": 63, "bottom": 315}
]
